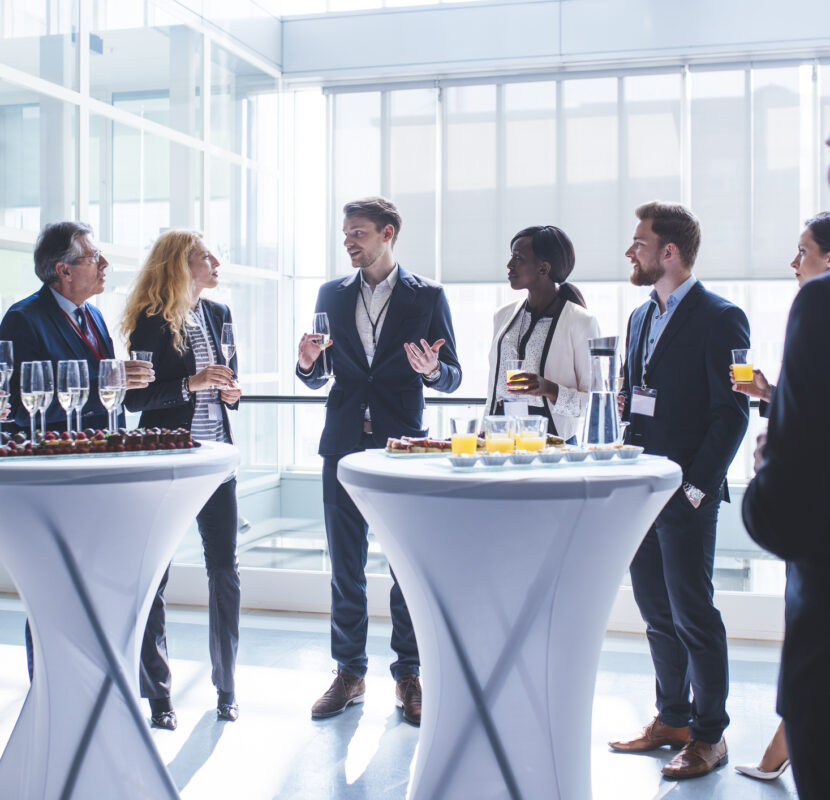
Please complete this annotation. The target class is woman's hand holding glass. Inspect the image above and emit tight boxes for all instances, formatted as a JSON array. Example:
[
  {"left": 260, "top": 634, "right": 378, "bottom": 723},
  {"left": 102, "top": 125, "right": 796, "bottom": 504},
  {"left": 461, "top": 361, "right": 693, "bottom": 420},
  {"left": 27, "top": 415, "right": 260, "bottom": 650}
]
[
  {"left": 123, "top": 359, "right": 155, "bottom": 389},
  {"left": 189, "top": 364, "right": 234, "bottom": 393},
  {"left": 506, "top": 371, "right": 558, "bottom": 401}
]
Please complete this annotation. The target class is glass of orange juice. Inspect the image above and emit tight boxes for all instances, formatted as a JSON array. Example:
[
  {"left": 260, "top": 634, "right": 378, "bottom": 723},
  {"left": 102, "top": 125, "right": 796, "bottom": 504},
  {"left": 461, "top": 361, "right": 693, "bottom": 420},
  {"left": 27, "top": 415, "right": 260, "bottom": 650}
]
[
  {"left": 731, "top": 348, "right": 754, "bottom": 384},
  {"left": 515, "top": 415, "right": 548, "bottom": 451},
  {"left": 484, "top": 415, "right": 515, "bottom": 453},
  {"left": 450, "top": 417, "right": 478, "bottom": 455},
  {"left": 505, "top": 359, "right": 525, "bottom": 392}
]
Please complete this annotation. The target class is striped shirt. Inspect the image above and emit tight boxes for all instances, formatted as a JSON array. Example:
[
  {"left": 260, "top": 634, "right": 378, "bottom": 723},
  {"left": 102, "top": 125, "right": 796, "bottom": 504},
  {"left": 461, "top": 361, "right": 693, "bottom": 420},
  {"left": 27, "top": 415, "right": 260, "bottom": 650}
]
[{"left": 184, "top": 303, "right": 231, "bottom": 445}]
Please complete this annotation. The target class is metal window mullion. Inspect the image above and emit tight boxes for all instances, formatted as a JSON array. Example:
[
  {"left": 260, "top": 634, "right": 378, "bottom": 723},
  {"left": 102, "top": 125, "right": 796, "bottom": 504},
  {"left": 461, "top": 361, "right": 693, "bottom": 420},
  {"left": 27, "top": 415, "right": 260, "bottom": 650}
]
[
  {"left": 680, "top": 65, "right": 692, "bottom": 208},
  {"left": 617, "top": 75, "right": 626, "bottom": 282},
  {"left": 327, "top": 91, "right": 337, "bottom": 280},
  {"left": 77, "top": 0, "right": 90, "bottom": 223},
  {"left": 555, "top": 80, "right": 565, "bottom": 236},
  {"left": 380, "top": 90, "right": 390, "bottom": 197},
  {"left": 495, "top": 83, "right": 506, "bottom": 266},
  {"left": 201, "top": 31, "right": 211, "bottom": 231},
  {"left": 746, "top": 68, "right": 754, "bottom": 277},
  {"left": 434, "top": 84, "right": 444, "bottom": 284}
]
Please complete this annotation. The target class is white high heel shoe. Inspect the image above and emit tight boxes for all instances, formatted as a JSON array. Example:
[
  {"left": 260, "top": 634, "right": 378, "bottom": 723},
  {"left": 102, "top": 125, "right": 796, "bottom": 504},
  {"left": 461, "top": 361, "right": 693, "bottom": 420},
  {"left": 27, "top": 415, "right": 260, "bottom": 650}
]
[{"left": 734, "top": 759, "right": 791, "bottom": 781}]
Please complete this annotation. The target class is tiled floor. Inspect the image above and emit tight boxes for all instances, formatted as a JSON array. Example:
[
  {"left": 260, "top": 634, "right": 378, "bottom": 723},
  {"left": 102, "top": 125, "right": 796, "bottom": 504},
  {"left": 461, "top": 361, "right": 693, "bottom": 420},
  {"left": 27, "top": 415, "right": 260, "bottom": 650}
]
[{"left": 0, "top": 596, "right": 797, "bottom": 799}]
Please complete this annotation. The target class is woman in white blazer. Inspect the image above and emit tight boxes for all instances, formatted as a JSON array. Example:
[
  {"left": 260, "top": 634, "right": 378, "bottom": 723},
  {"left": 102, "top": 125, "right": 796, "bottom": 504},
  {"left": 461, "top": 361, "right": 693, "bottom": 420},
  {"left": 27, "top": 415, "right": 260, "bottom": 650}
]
[{"left": 484, "top": 225, "right": 600, "bottom": 443}]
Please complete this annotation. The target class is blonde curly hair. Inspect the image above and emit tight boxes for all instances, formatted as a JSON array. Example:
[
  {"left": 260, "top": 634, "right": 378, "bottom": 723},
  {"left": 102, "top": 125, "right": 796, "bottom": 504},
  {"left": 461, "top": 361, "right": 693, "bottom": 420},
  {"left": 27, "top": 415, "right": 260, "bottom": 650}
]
[{"left": 122, "top": 229, "right": 204, "bottom": 354}]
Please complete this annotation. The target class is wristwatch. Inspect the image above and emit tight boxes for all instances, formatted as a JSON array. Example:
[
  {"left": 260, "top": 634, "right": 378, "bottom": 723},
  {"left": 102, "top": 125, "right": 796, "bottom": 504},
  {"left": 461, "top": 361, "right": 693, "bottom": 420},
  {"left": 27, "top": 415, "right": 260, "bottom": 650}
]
[
  {"left": 423, "top": 366, "right": 441, "bottom": 383},
  {"left": 683, "top": 482, "right": 705, "bottom": 504}
]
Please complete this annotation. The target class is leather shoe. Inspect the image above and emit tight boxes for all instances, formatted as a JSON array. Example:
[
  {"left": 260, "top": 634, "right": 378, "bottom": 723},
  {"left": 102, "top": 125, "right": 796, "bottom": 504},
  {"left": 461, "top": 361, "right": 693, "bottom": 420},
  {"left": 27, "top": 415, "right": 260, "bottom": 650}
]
[
  {"left": 609, "top": 717, "right": 690, "bottom": 752},
  {"left": 150, "top": 710, "right": 177, "bottom": 731},
  {"left": 217, "top": 702, "right": 239, "bottom": 722},
  {"left": 311, "top": 670, "right": 365, "bottom": 719},
  {"left": 395, "top": 674, "right": 422, "bottom": 726},
  {"left": 662, "top": 738, "right": 728, "bottom": 779}
]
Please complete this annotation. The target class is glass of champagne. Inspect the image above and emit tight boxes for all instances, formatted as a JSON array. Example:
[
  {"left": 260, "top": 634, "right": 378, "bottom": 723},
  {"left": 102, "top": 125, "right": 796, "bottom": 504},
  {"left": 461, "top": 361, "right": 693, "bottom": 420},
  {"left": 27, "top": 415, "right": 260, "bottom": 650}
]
[
  {"left": 115, "top": 359, "right": 128, "bottom": 428},
  {"left": 57, "top": 360, "right": 80, "bottom": 433},
  {"left": 0, "top": 341, "right": 13, "bottom": 428},
  {"left": 38, "top": 361, "right": 54, "bottom": 438},
  {"left": 220, "top": 323, "right": 236, "bottom": 367},
  {"left": 98, "top": 359, "right": 121, "bottom": 432},
  {"left": 0, "top": 363, "right": 10, "bottom": 422},
  {"left": 20, "top": 361, "right": 44, "bottom": 444},
  {"left": 75, "top": 360, "right": 90, "bottom": 431},
  {"left": 312, "top": 312, "right": 334, "bottom": 380}
]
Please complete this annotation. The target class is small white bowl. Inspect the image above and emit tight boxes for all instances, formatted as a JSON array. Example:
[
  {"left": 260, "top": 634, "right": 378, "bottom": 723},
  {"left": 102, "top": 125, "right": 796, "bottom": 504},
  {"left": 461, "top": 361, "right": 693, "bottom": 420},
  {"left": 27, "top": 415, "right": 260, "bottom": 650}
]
[
  {"left": 589, "top": 448, "right": 615, "bottom": 461},
  {"left": 447, "top": 454, "right": 480, "bottom": 468},
  {"left": 480, "top": 453, "right": 510, "bottom": 467},
  {"left": 538, "top": 448, "right": 565, "bottom": 464},
  {"left": 509, "top": 452, "right": 537, "bottom": 465},
  {"left": 616, "top": 445, "right": 644, "bottom": 460},
  {"left": 564, "top": 448, "right": 589, "bottom": 462}
]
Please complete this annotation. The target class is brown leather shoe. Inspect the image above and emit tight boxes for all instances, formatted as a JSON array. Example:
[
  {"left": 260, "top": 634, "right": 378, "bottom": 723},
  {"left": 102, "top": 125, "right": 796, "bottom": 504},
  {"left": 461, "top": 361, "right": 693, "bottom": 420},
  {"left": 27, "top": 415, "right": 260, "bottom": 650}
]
[
  {"left": 662, "top": 738, "right": 728, "bottom": 779},
  {"left": 311, "top": 670, "right": 365, "bottom": 719},
  {"left": 395, "top": 674, "right": 421, "bottom": 726},
  {"left": 609, "top": 717, "right": 691, "bottom": 752}
]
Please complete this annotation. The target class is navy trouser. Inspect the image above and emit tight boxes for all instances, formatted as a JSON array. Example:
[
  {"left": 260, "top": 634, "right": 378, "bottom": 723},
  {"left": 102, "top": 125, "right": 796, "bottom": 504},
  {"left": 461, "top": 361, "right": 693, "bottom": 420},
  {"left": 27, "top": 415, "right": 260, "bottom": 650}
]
[
  {"left": 140, "top": 477, "right": 240, "bottom": 704},
  {"left": 629, "top": 488, "right": 729, "bottom": 743},
  {"left": 322, "top": 434, "right": 418, "bottom": 680}
]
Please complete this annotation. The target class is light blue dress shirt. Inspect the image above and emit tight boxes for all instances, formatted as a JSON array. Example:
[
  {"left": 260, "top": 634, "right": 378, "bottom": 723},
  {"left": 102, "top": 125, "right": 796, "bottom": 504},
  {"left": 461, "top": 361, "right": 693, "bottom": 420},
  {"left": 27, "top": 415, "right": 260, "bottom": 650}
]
[{"left": 641, "top": 274, "right": 697, "bottom": 375}]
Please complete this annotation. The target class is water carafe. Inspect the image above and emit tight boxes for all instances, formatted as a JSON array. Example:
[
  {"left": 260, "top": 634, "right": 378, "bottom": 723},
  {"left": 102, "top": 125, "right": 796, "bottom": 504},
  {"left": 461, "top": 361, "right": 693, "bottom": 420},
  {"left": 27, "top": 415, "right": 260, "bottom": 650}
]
[{"left": 581, "top": 336, "right": 620, "bottom": 447}]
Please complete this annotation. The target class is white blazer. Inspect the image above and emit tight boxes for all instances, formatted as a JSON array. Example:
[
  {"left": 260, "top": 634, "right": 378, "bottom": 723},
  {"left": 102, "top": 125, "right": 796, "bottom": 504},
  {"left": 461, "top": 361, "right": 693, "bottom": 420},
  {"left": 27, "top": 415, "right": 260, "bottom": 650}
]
[{"left": 484, "top": 298, "right": 601, "bottom": 442}]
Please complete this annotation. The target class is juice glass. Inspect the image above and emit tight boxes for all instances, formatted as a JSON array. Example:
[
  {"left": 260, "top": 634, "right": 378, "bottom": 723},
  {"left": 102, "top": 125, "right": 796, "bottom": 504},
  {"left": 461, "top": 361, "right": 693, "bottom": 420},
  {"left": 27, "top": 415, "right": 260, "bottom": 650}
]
[
  {"left": 484, "top": 415, "right": 515, "bottom": 453},
  {"left": 515, "top": 415, "right": 548, "bottom": 451},
  {"left": 505, "top": 359, "right": 525, "bottom": 391},
  {"left": 731, "top": 349, "right": 753, "bottom": 383},
  {"left": 450, "top": 417, "right": 478, "bottom": 455}
]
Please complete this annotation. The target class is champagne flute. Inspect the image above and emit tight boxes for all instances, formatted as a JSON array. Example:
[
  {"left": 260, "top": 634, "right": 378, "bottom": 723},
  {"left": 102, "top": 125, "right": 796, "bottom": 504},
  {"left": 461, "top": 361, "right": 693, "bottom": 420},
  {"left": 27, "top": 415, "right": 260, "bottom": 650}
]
[
  {"left": 57, "top": 360, "right": 80, "bottom": 433},
  {"left": 98, "top": 359, "right": 121, "bottom": 432},
  {"left": 38, "top": 360, "right": 54, "bottom": 438},
  {"left": 20, "top": 361, "right": 44, "bottom": 444},
  {"left": 312, "top": 312, "right": 333, "bottom": 380},
  {"left": 0, "top": 341, "right": 12, "bottom": 429},
  {"left": 0, "top": 363, "right": 10, "bottom": 422},
  {"left": 74, "top": 359, "right": 90, "bottom": 431},
  {"left": 115, "top": 359, "right": 127, "bottom": 429},
  {"left": 220, "top": 323, "right": 236, "bottom": 366}
]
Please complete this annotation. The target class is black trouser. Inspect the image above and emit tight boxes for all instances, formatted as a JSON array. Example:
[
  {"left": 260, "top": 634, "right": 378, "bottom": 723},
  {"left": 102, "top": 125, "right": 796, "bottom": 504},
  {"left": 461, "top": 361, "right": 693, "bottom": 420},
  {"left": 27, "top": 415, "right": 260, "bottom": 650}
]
[
  {"left": 322, "top": 434, "right": 418, "bottom": 679},
  {"left": 629, "top": 488, "right": 729, "bottom": 743},
  {"left": 140, "top": 477, "right": 240, "bottom": 705}
]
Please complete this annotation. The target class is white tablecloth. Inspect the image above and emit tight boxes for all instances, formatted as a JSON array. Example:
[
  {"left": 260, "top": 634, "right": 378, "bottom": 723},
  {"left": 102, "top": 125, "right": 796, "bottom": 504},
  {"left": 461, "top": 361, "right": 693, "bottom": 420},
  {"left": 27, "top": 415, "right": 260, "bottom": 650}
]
[
  {"left": 0, "top": 441, "right": 239, "bottom": 800},
  {"left": 338, "top": 450, "right": 681, "bottom": 800}
]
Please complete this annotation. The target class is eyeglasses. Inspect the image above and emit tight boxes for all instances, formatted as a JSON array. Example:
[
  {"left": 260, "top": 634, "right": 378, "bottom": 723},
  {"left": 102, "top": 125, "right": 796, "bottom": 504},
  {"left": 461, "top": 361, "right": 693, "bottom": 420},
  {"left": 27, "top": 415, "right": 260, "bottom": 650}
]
[{"left": 73, "top": 249, "right": 104, "bottom": 264}]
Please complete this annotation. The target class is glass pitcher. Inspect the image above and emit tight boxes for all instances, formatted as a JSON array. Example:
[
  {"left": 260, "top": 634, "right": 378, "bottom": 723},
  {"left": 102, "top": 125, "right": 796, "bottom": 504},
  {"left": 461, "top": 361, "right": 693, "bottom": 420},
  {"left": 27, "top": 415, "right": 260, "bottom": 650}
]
[{"left": 581, "top": 336, "right": 620, "bottom": 447}]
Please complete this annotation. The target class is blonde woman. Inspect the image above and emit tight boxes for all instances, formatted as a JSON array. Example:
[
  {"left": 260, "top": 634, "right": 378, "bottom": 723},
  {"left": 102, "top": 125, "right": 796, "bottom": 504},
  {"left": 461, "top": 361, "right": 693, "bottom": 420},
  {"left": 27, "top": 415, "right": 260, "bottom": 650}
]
[{"left": 123, "top": 230, "right": 242, "bottom": 728}]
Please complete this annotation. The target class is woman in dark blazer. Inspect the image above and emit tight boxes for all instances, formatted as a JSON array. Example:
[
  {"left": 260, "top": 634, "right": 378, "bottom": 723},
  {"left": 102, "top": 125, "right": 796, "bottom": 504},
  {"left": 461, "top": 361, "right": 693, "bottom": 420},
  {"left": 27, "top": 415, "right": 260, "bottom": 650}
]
[{"left": 122, "top": 229, "right": 242, "bottom": 728}]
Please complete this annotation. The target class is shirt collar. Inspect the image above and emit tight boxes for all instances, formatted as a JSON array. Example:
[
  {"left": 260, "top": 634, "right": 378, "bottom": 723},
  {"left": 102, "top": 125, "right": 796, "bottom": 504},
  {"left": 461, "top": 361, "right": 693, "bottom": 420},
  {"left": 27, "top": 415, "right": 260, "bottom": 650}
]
[
  {"left": 649, "top": 273, "right": 697, "bottom": 314},
  {"left": 359, "top": 263, "right": 399, "bottom": 291},
  {"left": 49, "top": 285, "right": 86, "bottom": 317}
]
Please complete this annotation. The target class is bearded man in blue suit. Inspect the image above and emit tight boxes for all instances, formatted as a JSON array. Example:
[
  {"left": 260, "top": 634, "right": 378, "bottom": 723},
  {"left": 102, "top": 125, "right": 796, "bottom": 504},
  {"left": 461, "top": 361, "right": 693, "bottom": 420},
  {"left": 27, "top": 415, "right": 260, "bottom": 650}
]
[{"left": 296, "top": 197, "right": 462, "bottom": 726}]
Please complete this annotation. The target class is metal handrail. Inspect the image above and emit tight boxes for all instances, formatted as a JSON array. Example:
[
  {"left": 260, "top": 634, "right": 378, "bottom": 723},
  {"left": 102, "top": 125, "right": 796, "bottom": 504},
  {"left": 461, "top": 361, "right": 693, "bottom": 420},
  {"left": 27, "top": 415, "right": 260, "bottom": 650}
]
[{"left": 241, "top": 395, "right": 488, "bottom": 405}]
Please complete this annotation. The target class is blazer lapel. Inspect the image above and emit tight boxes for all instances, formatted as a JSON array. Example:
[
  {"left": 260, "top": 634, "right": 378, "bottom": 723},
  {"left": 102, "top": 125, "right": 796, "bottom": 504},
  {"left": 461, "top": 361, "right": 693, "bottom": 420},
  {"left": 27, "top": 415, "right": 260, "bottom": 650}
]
[
  {"left": 333, "top": 273, "right": 368, "bottom": 369},
  {"left": 373, "top": 267, "right": 416, "bottom": 362},
  {"left": 86, "top": 305, "right": 114, "bottom": 358},
  {"left": 644, "top": 281, "right": 705, "bottom": 378},
  {"left": 39, "top": 286, "right": 97, "bottom": 360}
]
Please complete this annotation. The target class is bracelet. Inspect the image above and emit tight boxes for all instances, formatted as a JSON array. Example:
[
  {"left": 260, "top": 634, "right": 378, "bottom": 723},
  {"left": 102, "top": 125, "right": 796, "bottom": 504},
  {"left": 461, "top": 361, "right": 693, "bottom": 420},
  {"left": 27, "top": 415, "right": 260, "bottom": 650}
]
[{"left": 184, "top": 376, "right": 192, "bottom": 395}]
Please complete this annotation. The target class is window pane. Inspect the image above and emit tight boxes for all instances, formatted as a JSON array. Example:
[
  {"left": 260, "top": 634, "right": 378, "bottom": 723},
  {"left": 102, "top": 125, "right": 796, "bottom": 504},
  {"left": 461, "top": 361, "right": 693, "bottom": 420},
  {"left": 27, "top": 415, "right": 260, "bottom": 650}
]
[
  {"left": 0, "top": 0, "right": 78, "bottom": 90},
  {"left": 0, "top": 246, "right": 41, "bottom": 319},
  {"left": 559, "top": 78, "right": 619, "bottom": 281},
  {"left": 0, "top": 83, "right": 77, "bottom": 233},
  {"left": 820, "top": 65, "right": 830, "bottom": 212},
  {"left": 752, "top": 67, "right": 802, "bottom": 277},
  {"left": 389, "top": 88, "right": 437, "bottom": 278},
  {"left": 443, "top": 85, "right": 498, "bottom": 281},
  {"left": 504, "top": 81, "right": 557, "bottom": 244},
  {"left": 91, "top": 8, "right": 203, "bottom": 138},
  {"left": 690, "top": 69, "right": 750, "bottom": 278}
]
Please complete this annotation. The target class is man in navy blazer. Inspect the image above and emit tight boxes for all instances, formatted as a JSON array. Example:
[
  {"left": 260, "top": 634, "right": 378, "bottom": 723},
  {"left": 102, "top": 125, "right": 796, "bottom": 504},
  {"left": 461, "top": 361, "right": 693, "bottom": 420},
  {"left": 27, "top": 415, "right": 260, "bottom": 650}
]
[
  {"left": 610, "top": 202, "right": 749, "bottom": 779},
  {"left": 742, "top": 137, "right": 830, "bottom": 800},
  {"left": 296, "top": 197, "right": 461, "bottom": 725},
  {"left": 0, "top": 221, "right": 154, "bottom": 433}
]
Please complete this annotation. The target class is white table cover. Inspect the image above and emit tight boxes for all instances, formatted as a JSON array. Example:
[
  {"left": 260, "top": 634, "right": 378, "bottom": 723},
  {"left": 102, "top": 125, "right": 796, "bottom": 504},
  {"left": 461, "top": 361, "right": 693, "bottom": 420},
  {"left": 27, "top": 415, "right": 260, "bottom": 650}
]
[
  {"left": 338, "top": 450, "right": 681, "bottom": 800},
  {"left": 0, "top": 441, "right": 239, "bottom": 800}
]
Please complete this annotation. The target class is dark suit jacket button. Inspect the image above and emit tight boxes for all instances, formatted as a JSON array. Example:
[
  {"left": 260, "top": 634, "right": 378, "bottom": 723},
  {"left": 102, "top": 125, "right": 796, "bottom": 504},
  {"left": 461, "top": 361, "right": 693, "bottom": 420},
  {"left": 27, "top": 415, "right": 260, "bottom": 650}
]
[
  {"left": 360, "top": 403, "right": 367, "bottom": 410},
  {"left": 368, "top": 376, "right": 374, "bottom": 383}
]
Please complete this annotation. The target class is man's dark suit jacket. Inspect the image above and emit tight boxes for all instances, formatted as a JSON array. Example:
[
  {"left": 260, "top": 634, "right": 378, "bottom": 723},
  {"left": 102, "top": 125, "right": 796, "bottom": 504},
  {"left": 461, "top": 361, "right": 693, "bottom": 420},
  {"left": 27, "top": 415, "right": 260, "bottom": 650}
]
[
  {"left": 296, "top": 267, "right": 462, "bottom": 455},
  {"left": 622, "top": 280, "right": 750, "bottom": 499},
  {"left": 742, "top": 271, "right": 830, "bottom": 723},
  {"left": 0, "top": 284, "right": 115, "bottom": 431},
  {"left": 123, "top": 300, "right": 239, "bottom": 431}
]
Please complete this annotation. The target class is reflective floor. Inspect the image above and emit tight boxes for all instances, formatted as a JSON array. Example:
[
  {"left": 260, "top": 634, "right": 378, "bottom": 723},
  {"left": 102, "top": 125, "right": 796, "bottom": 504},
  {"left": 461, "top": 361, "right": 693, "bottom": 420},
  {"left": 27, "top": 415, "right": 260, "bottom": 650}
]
[{"left": 0, "top": 596, "right": 797, "bottom": 799}]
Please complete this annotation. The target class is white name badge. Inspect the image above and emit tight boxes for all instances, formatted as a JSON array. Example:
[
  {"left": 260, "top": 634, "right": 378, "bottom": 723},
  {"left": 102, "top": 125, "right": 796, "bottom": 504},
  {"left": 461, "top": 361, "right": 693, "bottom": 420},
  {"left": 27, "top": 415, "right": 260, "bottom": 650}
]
[
  {"left": 631, "top": 386, "right": 657, "bottom": 417},
  {"left": 503, "top": 400, "right": 529, "bottom": 417},
  {"left": 207, "top": 402, "right": 223, "bottom": 421}
]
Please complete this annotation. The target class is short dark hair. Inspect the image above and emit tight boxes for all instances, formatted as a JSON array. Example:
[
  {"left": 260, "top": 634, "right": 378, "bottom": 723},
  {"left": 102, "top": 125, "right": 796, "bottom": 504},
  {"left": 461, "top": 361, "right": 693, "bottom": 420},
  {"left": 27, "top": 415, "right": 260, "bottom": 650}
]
[
  {"left": 635, "top": 201, "right": 701, "bottom": 268},
  {"left": 510, "top": 225, "right": 586, "bottom": 308},
  {"left": 34, "top": 221, "right": 94, "bottom": 284},
  {"left": 343, "top": 196, "right": 402, "bottom": 246},
  {"left": 805, "top": 211, "right": 830, "bottom": 254}
]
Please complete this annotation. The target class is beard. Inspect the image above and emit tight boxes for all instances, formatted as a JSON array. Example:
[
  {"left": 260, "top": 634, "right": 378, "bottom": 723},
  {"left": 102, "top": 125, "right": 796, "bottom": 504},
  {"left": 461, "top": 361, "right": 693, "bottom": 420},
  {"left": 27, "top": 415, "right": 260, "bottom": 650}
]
[{"left": 629, "top": 260, "right": 665, "bottom": 287}]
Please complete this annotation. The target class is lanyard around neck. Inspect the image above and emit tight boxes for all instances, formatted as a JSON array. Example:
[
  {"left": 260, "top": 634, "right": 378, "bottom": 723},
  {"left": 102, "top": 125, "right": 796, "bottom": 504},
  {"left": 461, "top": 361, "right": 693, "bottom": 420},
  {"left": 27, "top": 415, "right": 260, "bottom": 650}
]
[
  {"left": 359, "top": 285, "right": 393, "bottom": 349},
  {"left": 60, "top": 307, "right": 107, "bottom": 361}
]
